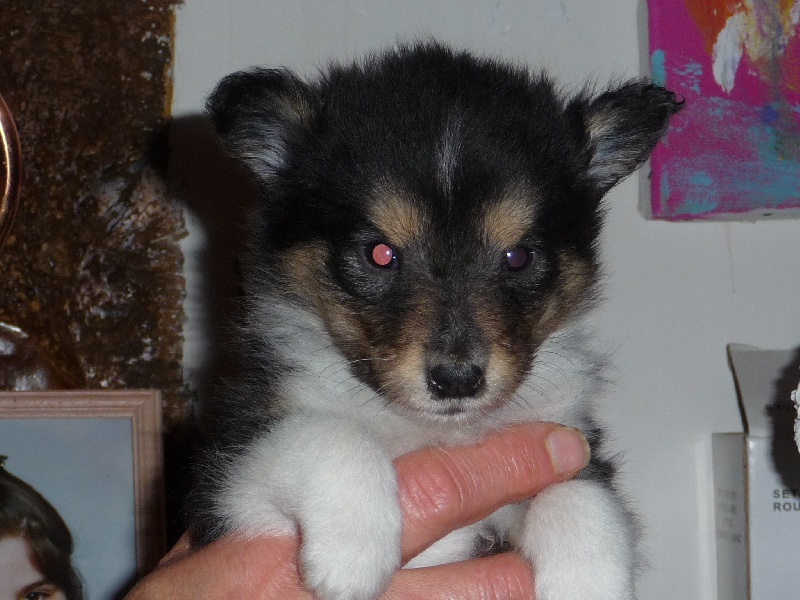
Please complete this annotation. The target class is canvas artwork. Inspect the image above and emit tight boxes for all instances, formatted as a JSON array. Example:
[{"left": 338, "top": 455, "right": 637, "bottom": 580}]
[{"left": 648, "top": 0, "right": 800, "bottom": 220}]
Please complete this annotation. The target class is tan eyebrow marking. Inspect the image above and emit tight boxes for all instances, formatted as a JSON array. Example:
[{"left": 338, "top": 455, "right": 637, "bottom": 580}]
[
  {"left": 367, "top": 188, "right": 425, "bottom": 247},
  {"left": 482, "top": 191, "right": 536, "bottom": 248}
]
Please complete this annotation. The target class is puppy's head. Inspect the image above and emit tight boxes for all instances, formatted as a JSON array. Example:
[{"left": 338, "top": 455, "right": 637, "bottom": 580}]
[{"left": 208, "top": 44, "right": 682, "bottom": 419}]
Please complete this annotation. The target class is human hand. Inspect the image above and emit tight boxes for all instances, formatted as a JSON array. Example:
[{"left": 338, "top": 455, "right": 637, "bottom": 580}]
[{"left": 125, "top": 422, "right": 589, "bottom": 600}]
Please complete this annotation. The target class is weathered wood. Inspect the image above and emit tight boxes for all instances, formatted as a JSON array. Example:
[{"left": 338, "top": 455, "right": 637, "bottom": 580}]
[{"left": 0, "top": 1, "right": 187, "bottom": 428}]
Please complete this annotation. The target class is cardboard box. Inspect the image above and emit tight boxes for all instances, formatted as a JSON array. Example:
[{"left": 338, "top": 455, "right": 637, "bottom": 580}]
[{"left": 714, "top": 345, "right": 800, "bottom": 599}]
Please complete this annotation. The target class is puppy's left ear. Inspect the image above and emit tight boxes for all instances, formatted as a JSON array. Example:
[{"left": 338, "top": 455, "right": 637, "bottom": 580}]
[{"left": 569, "top": 80, "right": 683, "bottom": 195}]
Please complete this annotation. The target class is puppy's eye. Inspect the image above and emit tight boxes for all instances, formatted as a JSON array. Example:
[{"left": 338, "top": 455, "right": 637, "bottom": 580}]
[
  {"left": 504, "top": 246, "right": 531, "bottom": 270},
  {"left": 366, "top": 242, "right": 398, "bottom": 269}
]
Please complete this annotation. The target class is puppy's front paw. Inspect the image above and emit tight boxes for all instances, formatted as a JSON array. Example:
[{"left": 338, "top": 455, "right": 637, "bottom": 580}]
[
  {"left": 516, "top": 480, "right": 636, "bottom": 600},
  {"left": 291, "top": 423, "right": 402, "bottom": 599},
  {"left": 298, "top": 478, "right": 402, "bottom": 600},
  {"left": 300, "top": 519, "right": 401, "bottom": 600},
  {"left": 221, "top": 418, "right": 403, "bottom": 599}
]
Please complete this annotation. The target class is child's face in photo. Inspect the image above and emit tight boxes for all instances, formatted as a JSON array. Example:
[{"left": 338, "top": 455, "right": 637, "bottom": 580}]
[{"left": 0, "top": 535, "right": 66, "bottom": 600}]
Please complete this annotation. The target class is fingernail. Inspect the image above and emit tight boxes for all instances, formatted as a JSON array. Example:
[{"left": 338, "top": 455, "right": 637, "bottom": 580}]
[{"left": 546, "top": 427, "right": 590, "bottom": 475}]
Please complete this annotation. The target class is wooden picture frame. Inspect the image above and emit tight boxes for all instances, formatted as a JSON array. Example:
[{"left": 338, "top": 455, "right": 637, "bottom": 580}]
[{"left": 0, "top": 390, "right": 165, "bottom": 598}]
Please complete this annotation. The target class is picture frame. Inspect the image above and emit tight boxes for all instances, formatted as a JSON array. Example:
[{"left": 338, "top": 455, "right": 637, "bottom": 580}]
[{"left": 0, "top": 390, "right": 165, "bottom": 599}]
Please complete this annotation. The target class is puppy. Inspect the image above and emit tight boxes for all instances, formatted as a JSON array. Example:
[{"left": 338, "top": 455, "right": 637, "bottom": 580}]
[{"left": 189, "top": 43, "right": 682, "bottom": 600}]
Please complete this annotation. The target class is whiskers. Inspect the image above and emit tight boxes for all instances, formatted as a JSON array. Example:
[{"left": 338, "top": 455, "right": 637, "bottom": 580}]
[
  {"left": 495, "top": 336, "right": 588, "bottom": 417},
  {"left": 319, "top": 355, "right": 392, "bottom": 378}
]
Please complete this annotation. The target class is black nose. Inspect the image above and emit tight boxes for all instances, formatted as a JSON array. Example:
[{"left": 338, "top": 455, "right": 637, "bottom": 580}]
[{"left": 428, "top": 364, "right": 486, "bottom": 398}]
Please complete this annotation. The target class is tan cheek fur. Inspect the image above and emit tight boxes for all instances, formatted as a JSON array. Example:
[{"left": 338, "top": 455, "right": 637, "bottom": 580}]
[
  {"left": 473, "top": 248, "right": 595, "bottom": 406},
  {"left": 472, "top": 298, "right": 530, "bottom": 406},
  {"left": 280, "top": 241, "right": 431, "bottom": 398},
  {"left": 537, "top": 251, "right": 595, "bottom": 335},
  {"left": 279, "top": 243, "right": 329, "bottom": 306},
  {"left": 279, "top": 243, "right": 372, "bottom": 363},
  {"left": 370, "top": 295, "right": 434, "bottom": 406}
]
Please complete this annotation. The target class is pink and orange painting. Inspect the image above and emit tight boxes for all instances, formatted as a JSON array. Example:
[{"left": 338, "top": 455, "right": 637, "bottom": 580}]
[{"left": 648, "top": 0, "right": 800, "bottom": 219}]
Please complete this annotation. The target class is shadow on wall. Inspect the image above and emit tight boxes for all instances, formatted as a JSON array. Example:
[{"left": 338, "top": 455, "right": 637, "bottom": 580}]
[
  {"left": 167, "top": 114, "right": 258, "bottom": 404},
  {"left": 157, "top": 115, "right": 259, "bottom": 540}
]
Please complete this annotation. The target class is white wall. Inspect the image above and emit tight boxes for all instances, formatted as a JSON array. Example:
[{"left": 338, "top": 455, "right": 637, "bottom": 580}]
[{"left": 171, "top": 2, "right": 800, "bottom": 598}]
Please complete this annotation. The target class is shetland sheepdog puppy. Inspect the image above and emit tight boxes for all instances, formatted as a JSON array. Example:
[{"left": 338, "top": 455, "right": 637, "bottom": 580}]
[{"left": 189, "top": 43, "right": 681, "bottom": 600}]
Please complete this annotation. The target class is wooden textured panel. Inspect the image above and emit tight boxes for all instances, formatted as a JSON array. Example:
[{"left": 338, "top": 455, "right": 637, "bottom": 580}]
[{"left": 0, "top": 1, "right": 187, "bottom": 427}]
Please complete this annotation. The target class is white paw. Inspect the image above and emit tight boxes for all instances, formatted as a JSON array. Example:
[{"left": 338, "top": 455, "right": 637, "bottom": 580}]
[
  {"left": 404, "top": 522, "right": 481, "bottom": 568},
  {"left": 300, "top": 521, "right": 401, "bottom": 600},
  {"left": 294, "top": 431, "right": 403, "bottom": 599},
  {"left": 515, "top": 480, "right": 636, "bottom": 600},
  {"left": 218, "top": 417, "right": 403, "bottom": 599}
]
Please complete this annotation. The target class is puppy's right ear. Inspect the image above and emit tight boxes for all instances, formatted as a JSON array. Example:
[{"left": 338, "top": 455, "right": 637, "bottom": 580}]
[{"left": 206, "top": 68, "right": 316, "bottom": 184}]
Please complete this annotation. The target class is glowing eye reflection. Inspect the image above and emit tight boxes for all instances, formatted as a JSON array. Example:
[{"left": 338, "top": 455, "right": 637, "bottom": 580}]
[
  {"left": 369, "top": 243, "right": 396, "bottom": 268},
  {"left": 505, "top": 247, "right": 530, "bottom": 270}
]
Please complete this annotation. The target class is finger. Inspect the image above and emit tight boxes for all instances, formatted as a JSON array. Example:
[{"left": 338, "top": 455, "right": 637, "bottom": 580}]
[
  {"left": 383, "top": 553, "right": 535, "bottom": 600},
  {"left": 127, "top": 535, "right": 313, "bottom": 600},
  {"left": 130, "top": 423, "right": 584, "bottom": 599},
  {"left": 157, "top": 532, "right": 193, "bottom": 566},
  {"left": 396, "top": 422, "right": 588, "bottom": 561}
]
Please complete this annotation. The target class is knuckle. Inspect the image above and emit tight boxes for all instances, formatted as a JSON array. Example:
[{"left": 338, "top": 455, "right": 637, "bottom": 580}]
[
  {"left": 478, "top": 554, "right": 535, "bottom": 600},
  {"left": 400, "top": 448, "right": 476, "bottom": 523}
]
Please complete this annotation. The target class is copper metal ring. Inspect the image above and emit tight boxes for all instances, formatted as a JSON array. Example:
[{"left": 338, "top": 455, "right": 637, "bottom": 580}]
[{"left": 0, "top": 94, "right": 21, "bottom": 251}]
